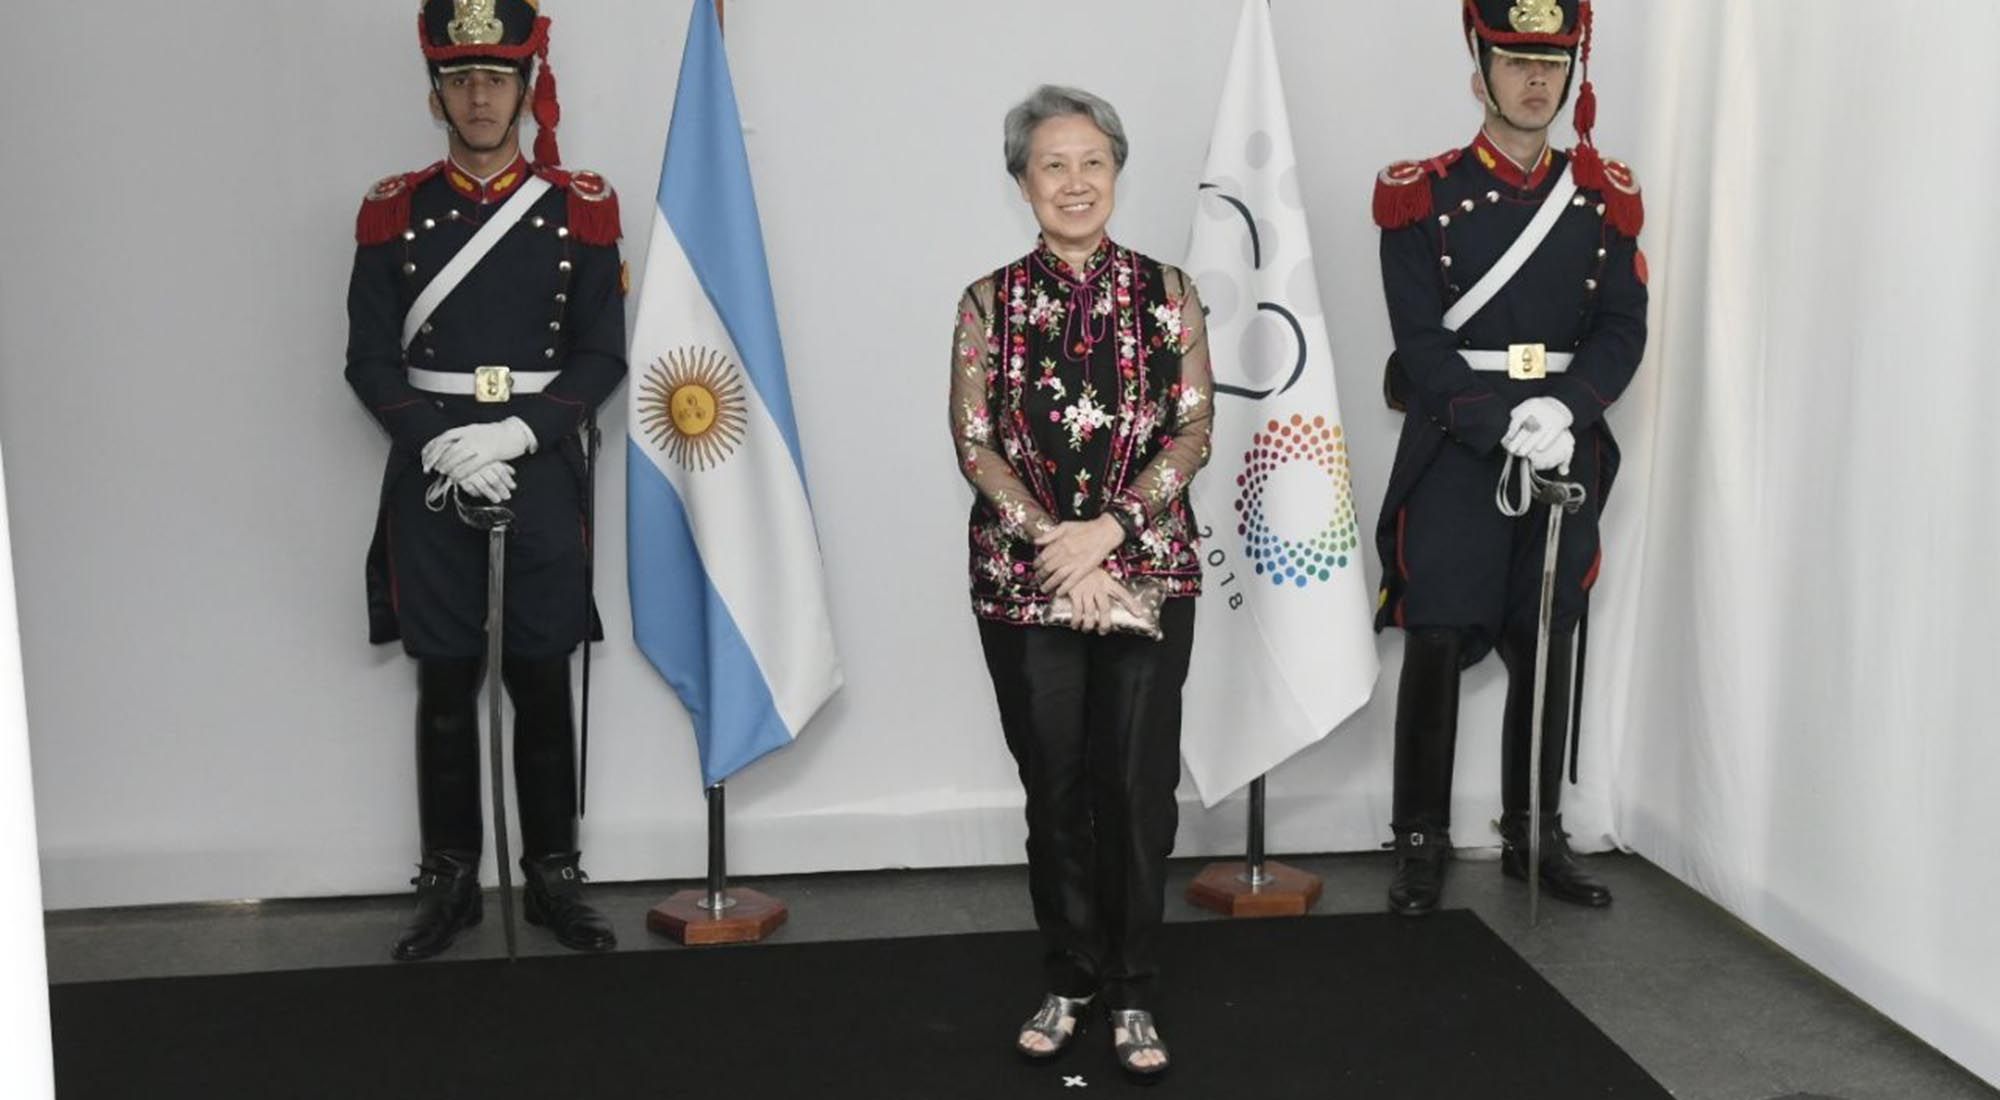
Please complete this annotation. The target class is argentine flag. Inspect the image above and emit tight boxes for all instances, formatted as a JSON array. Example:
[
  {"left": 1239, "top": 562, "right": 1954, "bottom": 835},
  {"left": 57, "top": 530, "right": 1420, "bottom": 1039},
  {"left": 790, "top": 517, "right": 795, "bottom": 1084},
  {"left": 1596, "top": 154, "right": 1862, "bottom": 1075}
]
[{"left": 627, "top": 0, "right": 842, "bottom": 787}]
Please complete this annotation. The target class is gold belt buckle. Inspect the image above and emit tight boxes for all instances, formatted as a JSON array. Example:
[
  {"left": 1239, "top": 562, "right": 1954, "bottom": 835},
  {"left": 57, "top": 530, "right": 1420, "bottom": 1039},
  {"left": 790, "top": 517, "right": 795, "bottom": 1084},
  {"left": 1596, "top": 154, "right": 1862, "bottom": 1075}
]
[
  {"left": 1507, "top": 343, "right": 1548, "bottom": 380},
  {"left": 472, "top": 365, "right": 513, "bottom": 403}
]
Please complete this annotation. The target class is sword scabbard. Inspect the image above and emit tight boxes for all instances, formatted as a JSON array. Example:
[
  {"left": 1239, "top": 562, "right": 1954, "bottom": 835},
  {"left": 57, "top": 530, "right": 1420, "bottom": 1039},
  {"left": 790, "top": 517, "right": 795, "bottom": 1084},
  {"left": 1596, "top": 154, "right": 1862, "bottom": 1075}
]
[{"left": 578, "top": 419, "right": 600, "bottom": 817}]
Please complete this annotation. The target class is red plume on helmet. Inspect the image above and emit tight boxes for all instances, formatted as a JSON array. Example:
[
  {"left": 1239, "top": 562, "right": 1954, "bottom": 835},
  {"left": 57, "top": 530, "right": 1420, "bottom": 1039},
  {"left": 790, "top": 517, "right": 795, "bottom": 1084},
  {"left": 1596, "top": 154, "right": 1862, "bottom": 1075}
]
[
  {"left": 1571, "top": 2, "right": 1597, "bottom": 147},
  {"left": 531, "top": 39, "right": 561, "bottom": 165}
]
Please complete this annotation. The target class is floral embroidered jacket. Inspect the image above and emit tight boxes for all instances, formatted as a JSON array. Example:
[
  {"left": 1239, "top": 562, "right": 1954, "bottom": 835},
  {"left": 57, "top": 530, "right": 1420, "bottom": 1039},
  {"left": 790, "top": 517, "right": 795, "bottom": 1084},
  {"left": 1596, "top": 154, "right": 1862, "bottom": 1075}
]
[{"left": 949, "top": 239, "right": 1214, "bottom": 625}]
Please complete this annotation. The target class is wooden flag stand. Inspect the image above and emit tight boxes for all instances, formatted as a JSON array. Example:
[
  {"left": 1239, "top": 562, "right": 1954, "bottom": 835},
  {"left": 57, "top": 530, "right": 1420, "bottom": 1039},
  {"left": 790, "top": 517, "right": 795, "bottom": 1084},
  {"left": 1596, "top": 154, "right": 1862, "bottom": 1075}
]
[
  {"left": 1186, "top": 776, "right": 1323, "bottom": 918},
  {"left": 648, "top": 784, "right": 788, "bottom": 945}
]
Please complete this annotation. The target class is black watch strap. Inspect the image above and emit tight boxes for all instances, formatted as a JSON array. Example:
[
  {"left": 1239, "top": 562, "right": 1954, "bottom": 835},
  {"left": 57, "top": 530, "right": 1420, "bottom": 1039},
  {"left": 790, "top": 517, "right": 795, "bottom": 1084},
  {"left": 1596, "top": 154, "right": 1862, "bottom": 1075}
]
[{"left": 1109, "top": 507, "right": 1140, "bottom": 539}]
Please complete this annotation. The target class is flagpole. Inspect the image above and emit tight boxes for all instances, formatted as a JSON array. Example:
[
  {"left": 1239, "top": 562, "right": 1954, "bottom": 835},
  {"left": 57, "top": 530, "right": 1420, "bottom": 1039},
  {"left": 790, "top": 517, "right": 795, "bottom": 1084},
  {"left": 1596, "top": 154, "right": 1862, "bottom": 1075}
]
[
  {"left": 700, "top": 784, "right": 734, "bottom": 912},
  {"left": 1242, "top": 776, "right": 1274, "bottom": 887}
]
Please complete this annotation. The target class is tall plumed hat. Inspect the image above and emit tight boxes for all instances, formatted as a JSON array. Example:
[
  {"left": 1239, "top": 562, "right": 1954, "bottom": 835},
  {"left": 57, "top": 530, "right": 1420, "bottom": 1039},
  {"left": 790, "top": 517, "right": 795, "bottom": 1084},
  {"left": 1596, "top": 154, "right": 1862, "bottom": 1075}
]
[
  {"left": 1460, "top": 2, "right": 1639, "bottom": 237},
  {"left": 418, "top": 0, "right": 565, "bottom": 165},
  {"left": 1461, "top": 0, "right": 1600, "bottom": 149}
]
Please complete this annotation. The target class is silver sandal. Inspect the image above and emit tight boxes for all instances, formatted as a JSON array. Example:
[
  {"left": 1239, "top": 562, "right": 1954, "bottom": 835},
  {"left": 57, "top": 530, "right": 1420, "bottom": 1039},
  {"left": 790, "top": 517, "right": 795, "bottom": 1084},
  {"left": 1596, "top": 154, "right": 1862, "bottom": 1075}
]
[
  {"left": 1016, "top": 992, "right": 1093, "bottom": 1061},
  {"left": 1110, "top": 1008, "right": 1171, "bottom": 1081}
]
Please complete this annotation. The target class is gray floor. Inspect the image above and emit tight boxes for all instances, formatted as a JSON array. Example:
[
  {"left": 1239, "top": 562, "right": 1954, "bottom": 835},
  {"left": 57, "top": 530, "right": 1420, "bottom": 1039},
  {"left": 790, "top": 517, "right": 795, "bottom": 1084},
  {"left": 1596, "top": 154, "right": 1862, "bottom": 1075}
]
[{"left": 43, "top": 852, "right": 1996, "bottom": 1100}]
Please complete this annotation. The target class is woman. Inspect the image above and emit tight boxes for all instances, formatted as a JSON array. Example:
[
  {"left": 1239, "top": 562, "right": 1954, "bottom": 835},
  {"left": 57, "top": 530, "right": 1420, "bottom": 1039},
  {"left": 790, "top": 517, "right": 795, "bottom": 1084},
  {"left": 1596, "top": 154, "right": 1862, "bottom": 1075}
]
[{"left": 948, "top": 84, "right": 1212, "bottom": 1081}]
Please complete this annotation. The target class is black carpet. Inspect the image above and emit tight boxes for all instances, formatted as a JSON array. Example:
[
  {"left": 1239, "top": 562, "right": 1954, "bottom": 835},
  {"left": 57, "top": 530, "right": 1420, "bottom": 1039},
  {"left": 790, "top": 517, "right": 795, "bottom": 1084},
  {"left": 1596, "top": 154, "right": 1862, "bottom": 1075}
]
[{"left": 50, "top": 909, "right": 1668, "bottom": 1098}]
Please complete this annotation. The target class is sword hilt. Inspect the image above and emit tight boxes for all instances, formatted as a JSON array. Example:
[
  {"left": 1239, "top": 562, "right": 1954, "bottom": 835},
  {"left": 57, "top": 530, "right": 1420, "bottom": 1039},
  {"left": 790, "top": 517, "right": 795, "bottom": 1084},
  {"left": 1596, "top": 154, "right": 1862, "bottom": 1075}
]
[
  {"left": 1497, "top": 456, "right": 1589, "bottom": 518},
  {"left": 1528, "top": 467, "right": 1587, "bottom": 512},
  {"left": 455, "top": 500, "right": 517, "bottom": 532}
]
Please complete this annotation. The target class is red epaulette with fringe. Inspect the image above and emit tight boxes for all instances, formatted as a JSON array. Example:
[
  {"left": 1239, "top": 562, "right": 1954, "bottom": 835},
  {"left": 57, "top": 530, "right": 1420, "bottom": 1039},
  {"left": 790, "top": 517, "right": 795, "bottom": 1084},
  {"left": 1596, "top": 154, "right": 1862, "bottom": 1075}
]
[
  {"left": 1569, "top": 146, "right": 1644, "bottom": 238},
  {"left": 354, "top": 162, "right": 443, "bottom": 246},
  {"left": 534, "top": 164, "right": 622, "bottom": 246},
  {"left": 1373, "top": 148, "right": 1462, "bottom": 230}
]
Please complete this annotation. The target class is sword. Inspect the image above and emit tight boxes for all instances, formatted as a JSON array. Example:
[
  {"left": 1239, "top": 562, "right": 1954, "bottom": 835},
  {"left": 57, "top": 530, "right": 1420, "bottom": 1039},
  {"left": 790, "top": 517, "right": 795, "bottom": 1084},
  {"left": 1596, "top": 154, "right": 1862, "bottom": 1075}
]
[
  {"left": 1498, "top": 456, "right": 1586, "bottom": 926},
  {"left": 456, "top": 495, "right": 520, "bottom": 960}
]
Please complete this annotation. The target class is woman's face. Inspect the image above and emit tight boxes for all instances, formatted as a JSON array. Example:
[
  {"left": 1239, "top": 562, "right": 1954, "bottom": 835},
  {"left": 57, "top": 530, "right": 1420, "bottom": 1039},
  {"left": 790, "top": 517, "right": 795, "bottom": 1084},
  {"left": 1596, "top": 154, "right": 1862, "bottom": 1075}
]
[{"left": 1016, "top": 113, "right": 1118, "bottom": 253}]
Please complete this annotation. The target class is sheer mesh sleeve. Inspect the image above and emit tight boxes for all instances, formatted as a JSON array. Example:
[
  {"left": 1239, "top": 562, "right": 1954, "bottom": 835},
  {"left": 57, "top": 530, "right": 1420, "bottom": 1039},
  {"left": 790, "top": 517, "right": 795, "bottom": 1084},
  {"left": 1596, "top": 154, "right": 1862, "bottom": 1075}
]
[
  {"left": 1108, "top": 266, "right": 1214, "bottom": 535},
  {"left": 949, "top": 278, "right": 1058, "bottom": 538}
]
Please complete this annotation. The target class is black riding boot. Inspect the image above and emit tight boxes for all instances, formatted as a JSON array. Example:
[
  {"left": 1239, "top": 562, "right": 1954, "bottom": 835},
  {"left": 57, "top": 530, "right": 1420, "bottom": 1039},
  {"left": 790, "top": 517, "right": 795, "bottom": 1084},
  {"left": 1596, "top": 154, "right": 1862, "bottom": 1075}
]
[
  {"left": 502, "top": 657, "right": 615, "bottom": 952},
  {"left": 1498, "top": 812, "right": 1611, "bottom": 907},
  {"left": 1388, "top": 825, "right": 1452, "bottom": 917},
  {"left": 393, "top": 849, "right": 484, "bottom": 961},
  {"left": 1498, "top": 630, "right": 1611, "bottom": 907},
  {"left": 395, "top": 659, "right": 488, "bottom": 961},
  {"left": 1388, "top": 628, "right": 1463, "bottom": 916},
  {"left": 521, "top": 852, "right": 616, "bottom": 951}
]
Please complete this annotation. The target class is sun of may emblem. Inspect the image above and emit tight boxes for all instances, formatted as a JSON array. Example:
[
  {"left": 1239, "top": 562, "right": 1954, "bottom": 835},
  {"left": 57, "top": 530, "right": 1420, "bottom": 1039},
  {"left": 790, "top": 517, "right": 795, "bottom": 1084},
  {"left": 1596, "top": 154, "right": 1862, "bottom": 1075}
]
[{"left": 638, "top": 347, "right": 748, "bottom": 471}]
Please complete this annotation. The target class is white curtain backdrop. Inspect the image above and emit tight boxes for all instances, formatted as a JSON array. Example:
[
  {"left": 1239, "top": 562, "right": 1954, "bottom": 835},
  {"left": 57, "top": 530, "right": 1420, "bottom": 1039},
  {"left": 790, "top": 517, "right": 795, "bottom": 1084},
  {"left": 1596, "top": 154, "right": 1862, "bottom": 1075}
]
[
  {"left": 1588, "top": 0, "right": 2000, "bottom": 1086},
  {"left": 0, "top": 0, "right": 1994, "bottom": 1087}
]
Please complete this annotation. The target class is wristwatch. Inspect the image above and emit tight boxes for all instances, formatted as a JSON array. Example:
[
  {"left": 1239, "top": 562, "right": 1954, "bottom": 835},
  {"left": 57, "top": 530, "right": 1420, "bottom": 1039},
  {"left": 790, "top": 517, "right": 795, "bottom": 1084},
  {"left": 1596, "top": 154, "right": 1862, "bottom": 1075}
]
[{"left": 1109, "top": 506, "right": 1141, "bottom": 541}]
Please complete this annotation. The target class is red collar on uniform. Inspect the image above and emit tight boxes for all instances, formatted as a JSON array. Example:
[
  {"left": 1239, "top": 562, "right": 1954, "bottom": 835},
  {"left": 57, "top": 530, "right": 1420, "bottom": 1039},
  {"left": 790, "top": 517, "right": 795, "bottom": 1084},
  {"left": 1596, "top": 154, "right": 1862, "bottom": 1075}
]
[
  {"left": 1470, "top": 130, "right": 1554, "bottom": 192},
  {"left": 442, "top": 154, "right": 532, "bottom": 204}
]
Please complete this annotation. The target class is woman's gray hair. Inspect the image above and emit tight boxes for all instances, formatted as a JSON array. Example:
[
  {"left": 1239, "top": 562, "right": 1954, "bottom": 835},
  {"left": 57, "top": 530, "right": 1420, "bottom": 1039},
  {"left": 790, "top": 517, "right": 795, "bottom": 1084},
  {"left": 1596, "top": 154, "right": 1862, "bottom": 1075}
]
[{"left": 1003, "top": 84, "right": 1129, "bottom": 179}]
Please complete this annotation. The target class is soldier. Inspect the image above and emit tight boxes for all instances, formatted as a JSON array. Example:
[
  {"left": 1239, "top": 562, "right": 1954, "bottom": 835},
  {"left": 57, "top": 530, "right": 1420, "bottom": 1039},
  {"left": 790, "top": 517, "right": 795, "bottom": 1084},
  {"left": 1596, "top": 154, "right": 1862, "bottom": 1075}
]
[
  {"left": 1372, "top": 0, "right": 1647, "bottom": 916},
  {"left": 345, "top": 0, "right": 626, "bottom": 959}
]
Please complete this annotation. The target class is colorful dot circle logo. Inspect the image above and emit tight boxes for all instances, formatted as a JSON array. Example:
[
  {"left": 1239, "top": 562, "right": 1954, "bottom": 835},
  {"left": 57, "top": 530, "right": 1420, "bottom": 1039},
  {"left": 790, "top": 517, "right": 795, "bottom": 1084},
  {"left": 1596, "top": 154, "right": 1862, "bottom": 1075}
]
[{"left": 1236, "top": 414, "right": 1360, "bottom": 588}]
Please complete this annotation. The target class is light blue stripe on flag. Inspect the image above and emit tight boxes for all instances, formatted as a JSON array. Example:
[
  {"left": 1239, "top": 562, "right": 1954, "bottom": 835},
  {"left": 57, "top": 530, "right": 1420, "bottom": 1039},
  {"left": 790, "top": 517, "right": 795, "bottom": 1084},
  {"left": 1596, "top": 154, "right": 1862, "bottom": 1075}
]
[
  {"left": 657, "top": 0, "right": 805, "bottom": 478},
  {"left": 627, "top": 438, "right": 796, "bottom": 786}
]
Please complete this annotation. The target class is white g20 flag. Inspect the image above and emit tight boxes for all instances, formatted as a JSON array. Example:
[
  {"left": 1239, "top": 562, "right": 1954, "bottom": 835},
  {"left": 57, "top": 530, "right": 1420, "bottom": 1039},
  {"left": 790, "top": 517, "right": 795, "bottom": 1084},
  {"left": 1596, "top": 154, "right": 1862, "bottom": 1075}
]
[{"left": 1180, "top": 0, "right": 1379, "bottom": 806}]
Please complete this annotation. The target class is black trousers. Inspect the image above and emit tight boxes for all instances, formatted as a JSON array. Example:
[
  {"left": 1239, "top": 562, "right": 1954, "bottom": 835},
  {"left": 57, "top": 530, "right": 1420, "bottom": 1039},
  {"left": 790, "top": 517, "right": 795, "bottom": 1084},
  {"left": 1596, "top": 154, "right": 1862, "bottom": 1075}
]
[
  {"left": 1392, "top": 624, "right": 1574, "bottom": 834},
  {"left": 978, "top": 598, "right": 1196, "bottom": 1012},
  {"left": 415, "top": 655, "right": 579, "bottom": 860}
]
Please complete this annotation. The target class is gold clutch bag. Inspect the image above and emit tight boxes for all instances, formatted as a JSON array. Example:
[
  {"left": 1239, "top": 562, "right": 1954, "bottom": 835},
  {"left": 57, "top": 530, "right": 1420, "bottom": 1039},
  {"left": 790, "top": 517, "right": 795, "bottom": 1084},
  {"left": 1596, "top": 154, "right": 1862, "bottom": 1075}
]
[{"left": 1046, "top": 577, "right": 1168, "bottom": 640}]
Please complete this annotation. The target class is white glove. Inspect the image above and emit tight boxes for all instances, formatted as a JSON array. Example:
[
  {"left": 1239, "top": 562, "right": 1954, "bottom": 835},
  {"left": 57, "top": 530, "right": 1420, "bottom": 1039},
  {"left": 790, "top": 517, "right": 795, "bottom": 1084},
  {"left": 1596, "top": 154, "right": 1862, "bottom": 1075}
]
[
  {"left": 1526, "top": 429, "right": 1574, "bottom": 473},
  {"left": 423, "top": 417, "right": 537, "bottom": 480},
  {"left": 455, "top": 461, "right": 517, "bottom": 503},
  {"left": 1503, "top": 397, "right": 1573, "bottom": 457}
]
